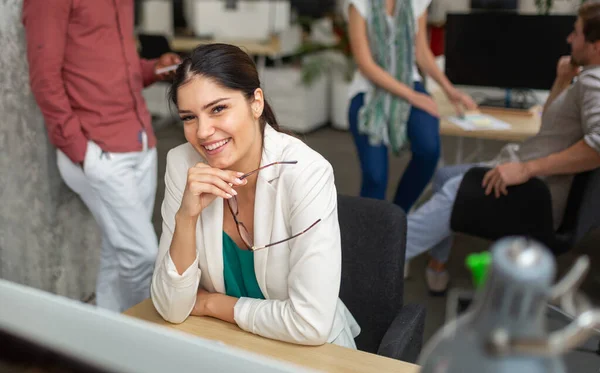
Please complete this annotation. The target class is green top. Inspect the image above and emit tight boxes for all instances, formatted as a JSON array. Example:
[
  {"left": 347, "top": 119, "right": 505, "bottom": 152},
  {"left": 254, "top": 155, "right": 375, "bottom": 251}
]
[{"left": 222, "top": 232, "right": 265, "bottom": 299}]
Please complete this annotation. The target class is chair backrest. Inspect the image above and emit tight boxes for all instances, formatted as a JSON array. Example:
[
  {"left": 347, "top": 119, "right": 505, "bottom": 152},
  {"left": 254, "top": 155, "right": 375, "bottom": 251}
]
[
  {"left": 337, "top": 195, "right": 406, "bottom": 354},
  {"left": 558, "top": 167, "right": 600, "bottom": 243},
  {"left": 452, "top": 167, "right": 600, "bottom": 254},
  {"left": 450, "top": 167, "right": 556, "bottom": 249}
]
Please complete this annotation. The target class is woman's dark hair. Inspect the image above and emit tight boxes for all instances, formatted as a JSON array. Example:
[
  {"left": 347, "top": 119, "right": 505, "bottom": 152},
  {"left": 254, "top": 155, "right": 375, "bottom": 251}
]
[{"left": 169, "top": 43, "right": 281, "bottom": 133}]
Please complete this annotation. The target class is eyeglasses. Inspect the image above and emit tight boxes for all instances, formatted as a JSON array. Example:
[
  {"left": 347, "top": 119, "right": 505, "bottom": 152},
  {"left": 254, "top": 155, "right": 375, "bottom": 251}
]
[{"left": 227, "top": 161, "right": 321, "bottom": 251}]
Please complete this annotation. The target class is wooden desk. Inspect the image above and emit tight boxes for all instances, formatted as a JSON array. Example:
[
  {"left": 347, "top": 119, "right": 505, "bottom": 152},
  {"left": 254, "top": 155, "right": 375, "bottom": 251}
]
[
  {"left": 433, "top": 89, "right": 542, "bottom": 163},
  {"left": 169, "top": 36, "right": 281, "bottom": 76},
  {"left": 434, "top": 89, "right": 542, "bottom": 142},
  {"left": 124, "top": 299, "right": 419, "bottom": 373},
  {"left": 170, "top": 36, "right": 281, "bottom": 57}
]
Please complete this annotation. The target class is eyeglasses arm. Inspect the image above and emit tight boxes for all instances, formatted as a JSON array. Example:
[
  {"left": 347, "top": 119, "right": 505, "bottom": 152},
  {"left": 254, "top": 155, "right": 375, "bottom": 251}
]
[
  {"left": 239, "top": 161, "right": 298, "bottom": 180},
  {"left": 251, "top": 219, "right": 321, "bottom": 251}
]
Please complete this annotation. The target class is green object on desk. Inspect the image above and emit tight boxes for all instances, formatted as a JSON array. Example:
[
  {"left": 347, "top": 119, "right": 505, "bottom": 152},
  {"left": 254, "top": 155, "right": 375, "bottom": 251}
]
[{"left": 466, "top": 252, "right": 492, "bottom": 288}]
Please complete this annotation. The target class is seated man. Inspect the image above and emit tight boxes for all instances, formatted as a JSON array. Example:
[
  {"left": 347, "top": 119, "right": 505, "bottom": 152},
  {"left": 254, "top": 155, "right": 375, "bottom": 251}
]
[{"left": 407, "top": 1, "right": 600, "bottom": 295}]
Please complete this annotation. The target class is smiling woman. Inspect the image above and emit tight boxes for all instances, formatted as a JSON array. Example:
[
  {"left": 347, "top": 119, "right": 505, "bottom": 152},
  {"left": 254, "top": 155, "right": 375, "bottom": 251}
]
[
  {"left": 150, "top": 43, "right": 361, "bottom": 348},
  {"left": 168, "top": 44, "right": 280, "bottom": 170}
]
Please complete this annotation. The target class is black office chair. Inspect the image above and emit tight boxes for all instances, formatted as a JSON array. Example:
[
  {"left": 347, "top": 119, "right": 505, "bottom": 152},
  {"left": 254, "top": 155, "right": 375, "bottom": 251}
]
[
  {"left": 337, "top": 195, "right": 426, "bottom": 363},
  {"left": 450, "top": 166, "right": 600, "bottom": 255}
]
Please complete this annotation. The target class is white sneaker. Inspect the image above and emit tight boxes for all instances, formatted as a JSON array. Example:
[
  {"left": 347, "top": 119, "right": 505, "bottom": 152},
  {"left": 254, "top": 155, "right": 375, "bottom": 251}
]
[{"left": 426, "top": 267, "right": 450, "bottom": 296}]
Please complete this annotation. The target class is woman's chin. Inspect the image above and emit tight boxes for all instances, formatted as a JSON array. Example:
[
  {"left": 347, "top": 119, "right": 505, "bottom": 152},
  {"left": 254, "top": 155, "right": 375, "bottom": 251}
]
[
  {"left": 208, "top": 160, "right": 233, "bottom": 170},
  {"left": 205, "top": 153, "right": 238, "bottom": 171}
]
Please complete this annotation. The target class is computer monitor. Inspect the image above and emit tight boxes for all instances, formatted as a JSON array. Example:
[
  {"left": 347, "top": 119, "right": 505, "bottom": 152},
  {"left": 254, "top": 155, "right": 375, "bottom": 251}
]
[
  {"left": 444, "top": 13, "right": 575, "bottom": 91},
  {"left": 470, "top": 0, "right": 517, "bottom": 10},
  {"left": 0, "top": 279, "right": 313, "bottom": 373},
  {"left": 290, "top": 0, "right": 336, "bottom": 18}
]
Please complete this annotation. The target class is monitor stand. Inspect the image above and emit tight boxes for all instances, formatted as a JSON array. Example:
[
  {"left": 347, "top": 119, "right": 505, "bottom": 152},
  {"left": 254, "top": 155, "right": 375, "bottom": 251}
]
[{"left": 478, "top": 89, "right": 536, "bottom": 111}]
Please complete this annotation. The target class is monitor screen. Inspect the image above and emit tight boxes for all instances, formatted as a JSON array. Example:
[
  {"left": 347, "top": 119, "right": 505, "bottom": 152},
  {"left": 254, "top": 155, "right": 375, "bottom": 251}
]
[
  {"left": 0, "top": 328, "right": 110, "bottom": 373},
  {"left": 290, "top": 0, "right": 336, "bottom": 18},
  {"left": 0, "top": 279, "right": 313, "bottom": 373},
  {"left": 444, "top": 13, "right": 576, "bottom": 90},
  {"left": 470, "top": 0, "right": 517, "bottom": 10}
]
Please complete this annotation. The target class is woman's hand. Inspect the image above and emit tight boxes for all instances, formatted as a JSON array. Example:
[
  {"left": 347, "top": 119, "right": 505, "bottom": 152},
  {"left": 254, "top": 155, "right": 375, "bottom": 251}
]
[
  {"left": 408, "top": 91, "right": 440, "bottom": 118},
  {"left": 177, "top": 163, "right": 247, "bottom": 220},
  {"left": 445, "top": 86, "right": 478, "bottom": 116},
  {"left": 191, "top": 287, "right": 237, "bottom": 323}
]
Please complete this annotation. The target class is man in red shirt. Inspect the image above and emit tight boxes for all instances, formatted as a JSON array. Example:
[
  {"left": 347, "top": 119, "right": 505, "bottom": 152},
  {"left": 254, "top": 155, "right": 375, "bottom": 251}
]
[{"left": 22, "top": 0, "right": 181, "bottom": 312}]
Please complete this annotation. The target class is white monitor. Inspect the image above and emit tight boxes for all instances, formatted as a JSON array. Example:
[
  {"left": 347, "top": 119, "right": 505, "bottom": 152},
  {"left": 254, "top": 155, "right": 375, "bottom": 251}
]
[{"left": 0, "top": 279, "right": 313, "bottom": 373}]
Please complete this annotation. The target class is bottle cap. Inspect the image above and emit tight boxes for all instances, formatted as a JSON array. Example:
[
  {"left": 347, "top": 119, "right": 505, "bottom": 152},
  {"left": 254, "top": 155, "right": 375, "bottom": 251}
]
[{"left": 466, "top": 252, "right": 492, "bottom": 288}]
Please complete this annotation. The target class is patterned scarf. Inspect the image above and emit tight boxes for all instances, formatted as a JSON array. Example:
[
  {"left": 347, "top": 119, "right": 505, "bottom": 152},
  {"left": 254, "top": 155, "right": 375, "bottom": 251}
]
[{"left": 359, "top": 0, "right": 415, "bottom": 155}]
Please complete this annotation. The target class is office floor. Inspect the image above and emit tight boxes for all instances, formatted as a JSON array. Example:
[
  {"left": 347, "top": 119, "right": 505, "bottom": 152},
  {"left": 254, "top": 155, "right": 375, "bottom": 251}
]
[{"left": 151, "top": 123, "right": 600, "bottom": 359}]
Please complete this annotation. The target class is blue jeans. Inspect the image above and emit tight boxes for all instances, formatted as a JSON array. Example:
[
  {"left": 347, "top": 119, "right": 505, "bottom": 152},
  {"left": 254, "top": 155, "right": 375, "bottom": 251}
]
[{"left": 348, "top": 82, "right": 441, "bottom": 213}]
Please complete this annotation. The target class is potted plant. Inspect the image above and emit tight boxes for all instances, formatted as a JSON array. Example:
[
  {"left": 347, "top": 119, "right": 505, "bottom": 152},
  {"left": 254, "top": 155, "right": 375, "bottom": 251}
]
[
  {"left": 260, "top": 15, "right": 356, "bottom": 134},
  {"left": 520, "top": 0, "right": 586, "bottom": 15},
  {"left": 260, "top": 20, "right": 332, "bottom": 134},
  {"left": 297, "top": 15, "right": 355, "bottom": 130},
  {"left": 535, "top": 0, "right": 554, "bottom": 14},
  {"left": 528, "top": 0, "right": 586, "bottom": 15}
]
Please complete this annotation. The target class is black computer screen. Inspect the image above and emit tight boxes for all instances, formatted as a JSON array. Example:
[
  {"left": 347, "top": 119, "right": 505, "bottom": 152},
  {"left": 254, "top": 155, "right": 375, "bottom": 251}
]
[
  {"left": 290, "top": 0, "right": 336, "bottom": 18},
  {"left": 0, "top": 328, "right": 110, "bottom": 373},
  {"left": 470, "top": 0, "right": 517, "bottom": 10},
  {"left": 444, "top": 13, "right": 576, "bottom": 90}
]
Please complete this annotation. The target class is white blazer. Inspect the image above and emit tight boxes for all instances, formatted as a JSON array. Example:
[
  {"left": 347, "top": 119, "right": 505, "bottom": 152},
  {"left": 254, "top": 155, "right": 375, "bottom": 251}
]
[{"left": 151, "top": 125, "right": 360, "bottom": 348}]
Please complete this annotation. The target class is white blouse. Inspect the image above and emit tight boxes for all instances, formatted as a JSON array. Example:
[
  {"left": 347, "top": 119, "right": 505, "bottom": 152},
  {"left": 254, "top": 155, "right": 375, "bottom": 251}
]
[{"left": 344, "top": 0, "right": 432, "bottom": 100}]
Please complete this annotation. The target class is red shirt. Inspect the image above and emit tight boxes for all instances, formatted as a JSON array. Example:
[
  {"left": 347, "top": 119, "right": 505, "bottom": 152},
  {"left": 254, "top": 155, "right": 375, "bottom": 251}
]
[{"left": 22, "top": 0, "right": 158, "bottom": 163}]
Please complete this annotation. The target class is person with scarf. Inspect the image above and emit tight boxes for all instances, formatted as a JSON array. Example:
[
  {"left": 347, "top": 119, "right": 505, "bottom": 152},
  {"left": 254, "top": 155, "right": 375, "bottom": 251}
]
[{"left": 344, "top": 0, "right": 476, "bottom": 214}]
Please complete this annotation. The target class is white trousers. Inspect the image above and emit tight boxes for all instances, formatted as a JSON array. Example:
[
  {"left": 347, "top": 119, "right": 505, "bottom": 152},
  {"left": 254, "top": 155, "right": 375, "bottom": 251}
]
[{"left": 57, "top": 139, "right": 158, "bottom": 312}]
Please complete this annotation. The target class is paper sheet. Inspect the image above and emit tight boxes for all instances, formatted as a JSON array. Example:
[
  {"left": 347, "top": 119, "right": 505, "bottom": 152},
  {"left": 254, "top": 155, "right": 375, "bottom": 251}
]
[{"left": 447, "top": 113, "right": 512, "bottom": 131}]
